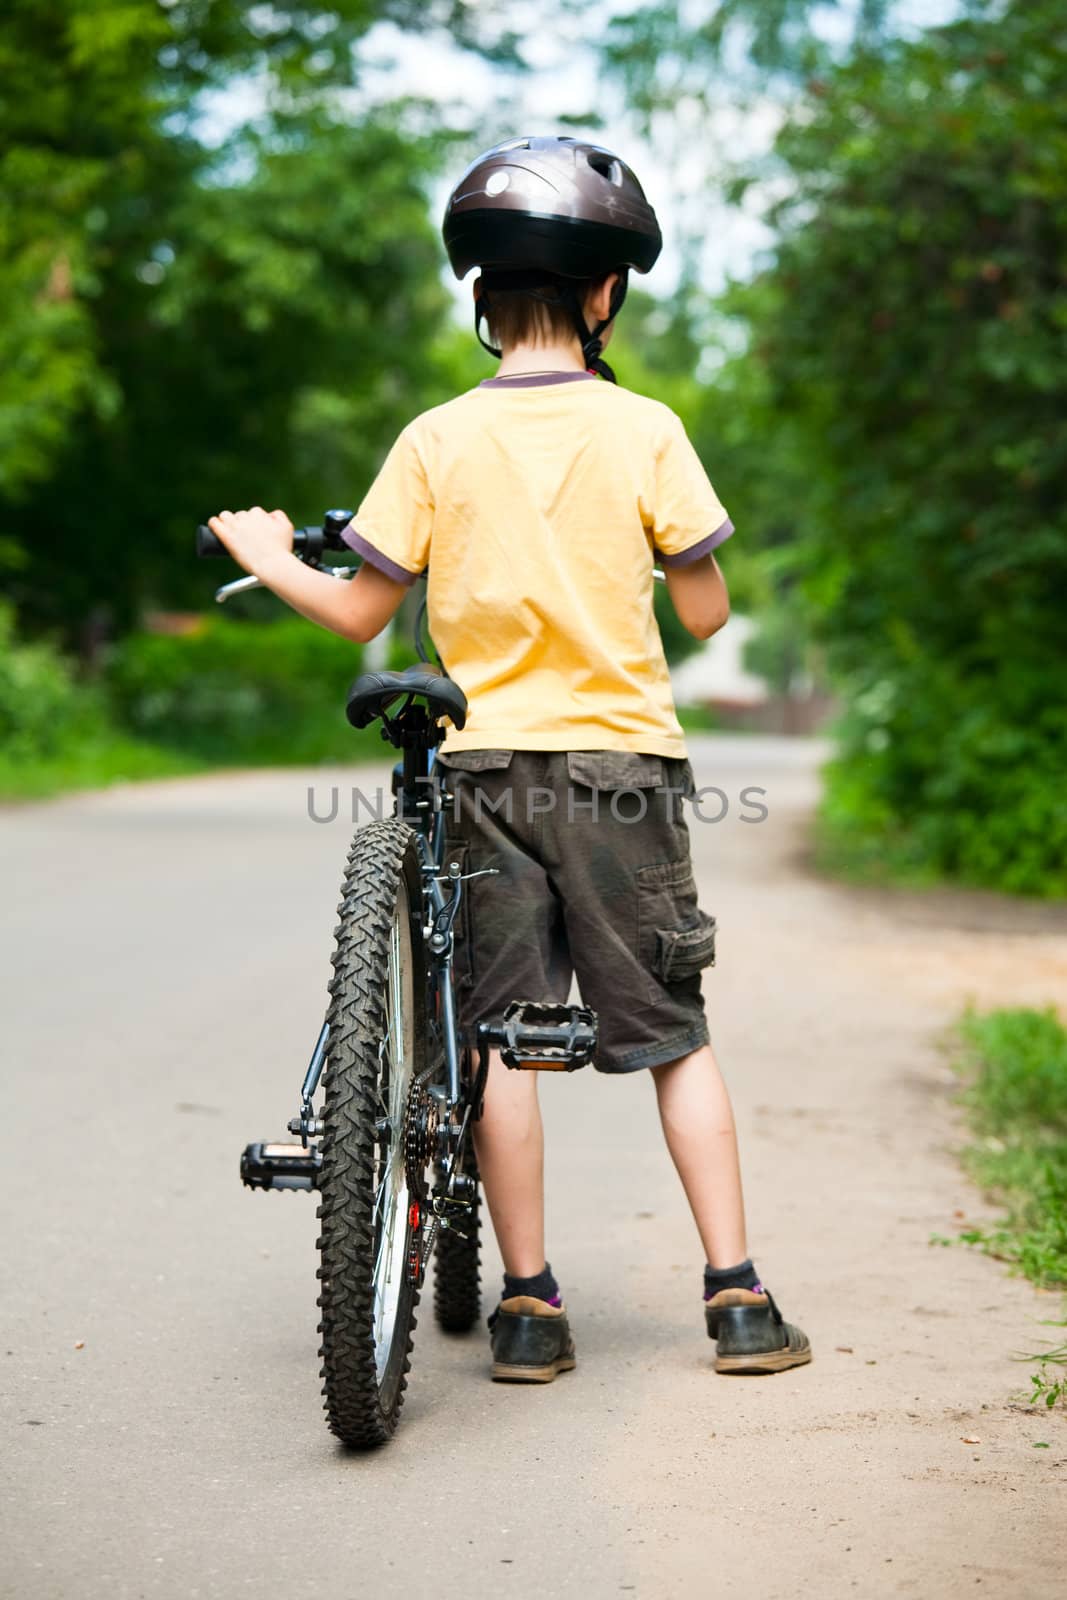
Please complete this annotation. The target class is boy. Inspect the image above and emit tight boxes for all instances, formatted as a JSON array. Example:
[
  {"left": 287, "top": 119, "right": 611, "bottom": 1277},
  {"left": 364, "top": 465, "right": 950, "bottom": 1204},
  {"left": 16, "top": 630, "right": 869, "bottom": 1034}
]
[{"left": 209, "top": 134, "right": 810, "bottom": 1383}]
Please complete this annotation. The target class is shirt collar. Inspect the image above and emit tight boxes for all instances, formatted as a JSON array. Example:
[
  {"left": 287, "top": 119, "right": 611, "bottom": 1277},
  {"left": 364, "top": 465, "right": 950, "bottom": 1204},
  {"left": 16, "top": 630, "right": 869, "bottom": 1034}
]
[{"left": 479, "top": 371, "right": 598, "bottom": 389}]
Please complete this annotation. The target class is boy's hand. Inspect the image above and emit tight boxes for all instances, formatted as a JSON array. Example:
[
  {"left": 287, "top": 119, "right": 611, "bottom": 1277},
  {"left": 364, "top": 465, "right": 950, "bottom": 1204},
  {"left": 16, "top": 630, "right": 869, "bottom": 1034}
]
[{"left": 207, "top": 507, "right": 295, "bottom": 576}]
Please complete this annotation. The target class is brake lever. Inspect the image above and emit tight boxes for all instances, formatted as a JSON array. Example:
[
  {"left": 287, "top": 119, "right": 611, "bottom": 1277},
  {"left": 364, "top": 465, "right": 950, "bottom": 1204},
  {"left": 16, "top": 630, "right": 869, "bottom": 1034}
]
[
  {"left": 214, "top": 564, "right": 357, "bottom": 605},
  {"left": 214, "top": 574, "right": 263, "bottom": 603}
]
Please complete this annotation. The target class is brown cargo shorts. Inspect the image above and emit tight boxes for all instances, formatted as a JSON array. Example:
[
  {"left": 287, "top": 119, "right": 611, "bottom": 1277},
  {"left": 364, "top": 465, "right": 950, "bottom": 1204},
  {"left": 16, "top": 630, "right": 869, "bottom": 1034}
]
[{"left": 434, "top": 749, "right": 717, "bottom": 1074}]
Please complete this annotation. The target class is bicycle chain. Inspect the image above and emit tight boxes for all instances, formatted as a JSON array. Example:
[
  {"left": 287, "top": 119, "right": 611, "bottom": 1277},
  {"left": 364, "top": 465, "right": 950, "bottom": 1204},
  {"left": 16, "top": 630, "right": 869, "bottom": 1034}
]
[{"left": 402, "top": 1064, "right": 474, "bottom": 1284}]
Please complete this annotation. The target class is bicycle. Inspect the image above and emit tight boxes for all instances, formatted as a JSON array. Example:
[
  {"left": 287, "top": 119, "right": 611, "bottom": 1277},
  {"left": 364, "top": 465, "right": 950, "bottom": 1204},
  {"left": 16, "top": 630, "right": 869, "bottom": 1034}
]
[{"left": 197, "top": 511, "right": 598, "bottom": 1448}]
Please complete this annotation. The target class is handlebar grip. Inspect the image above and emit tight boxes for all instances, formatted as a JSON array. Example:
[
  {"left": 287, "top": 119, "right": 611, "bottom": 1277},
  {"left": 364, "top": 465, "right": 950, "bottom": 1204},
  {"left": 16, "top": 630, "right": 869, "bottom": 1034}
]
[
  {"left": 196, "top": 524, "right": 226, "bottom": 558},
  {"left": 196, "top": 511, "right": 354, "bottom": 561}
]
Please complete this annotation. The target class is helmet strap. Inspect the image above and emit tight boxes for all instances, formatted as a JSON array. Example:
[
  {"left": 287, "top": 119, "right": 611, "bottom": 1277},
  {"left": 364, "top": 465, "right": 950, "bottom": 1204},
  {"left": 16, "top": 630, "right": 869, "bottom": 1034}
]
[
  {"left": 563, "top": 269, "right": 629, "bottom": 384},
  {"left": 474, "top": 292, "right": 503, "bottom": 360},
  {"left": 474, "top": 268, "right": 630, "bottom": 381}
]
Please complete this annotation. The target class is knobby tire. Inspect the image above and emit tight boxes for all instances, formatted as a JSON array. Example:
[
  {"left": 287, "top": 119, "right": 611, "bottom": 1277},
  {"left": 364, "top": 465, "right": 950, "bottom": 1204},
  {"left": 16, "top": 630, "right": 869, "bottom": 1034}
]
[
  {"left": 316, "top": 819, "right": 426, "bottom": 1448},
  {"left": 433, "top": 1150, "right": 482, "bottom": 1334}
]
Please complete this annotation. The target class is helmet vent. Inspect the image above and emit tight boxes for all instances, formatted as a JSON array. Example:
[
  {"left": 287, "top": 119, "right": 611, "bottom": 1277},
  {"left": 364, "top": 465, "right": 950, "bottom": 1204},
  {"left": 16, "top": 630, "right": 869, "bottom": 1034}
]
[{"left": 587, "top": 152, "right": 622, "bottom": 185}]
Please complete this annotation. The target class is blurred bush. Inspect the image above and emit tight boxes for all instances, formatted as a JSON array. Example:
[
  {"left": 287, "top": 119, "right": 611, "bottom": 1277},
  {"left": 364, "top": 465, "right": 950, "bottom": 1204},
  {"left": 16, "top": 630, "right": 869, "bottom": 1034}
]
[
  {"left": 0, "top": 4, "right": 497, "bottom": 643},
  {"left": 0, "top": 601, "right": 453, "bottom": 795},
  {"left": 106, "top": 615, "right": 380, "bottom": 765},
  {"left": 605, "top": 1, "right": 1067, "bottom": 897},
  {"left": 819, "top": 664, "right": 1067, "bottom": 897},
  {"left": 721, "top": 3, "right": 1067, "bottom": 896},
  {"left": 0, "top": 600, "right": 104, "bottom": 762}
]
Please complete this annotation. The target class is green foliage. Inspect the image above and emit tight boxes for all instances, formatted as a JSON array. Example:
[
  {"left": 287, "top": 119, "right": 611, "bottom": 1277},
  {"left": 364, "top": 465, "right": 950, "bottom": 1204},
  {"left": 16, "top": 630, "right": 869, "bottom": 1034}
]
[
  {"left": 816, "top": 663, "right": 1067, "bottom": 896},
  {"left": 624, "top": 1, "right": 1067, "bottom": 896},
  {"left": 1025, "top": 1340, "right": 1067, "bottom": 1410},
  {"left": 0, "top": 598, "right": 417, "bottom": 796},
  {"left": 608, "top": 283, "right": 768, "bottom": 662},
  {"left": 0, "top": 598, "right": 199, "bottom": 796},
  {"left": 0, "top": 600, "right": 103, "bottom": 761},
  {"left": 675, "top": 702, "right": 722, "bottom": 734},
  {"left": 952, "top": 1006, "right": 1067, "bottom": 1405},
  {"left": 960, "top": 1009, "right": 1067, "bottom": 1146},
  {"left": 603, "top": 0, "right": 900, "bottom": 123},
  {"left": 0, "top": 727, "right": 199, "bottom": 800},
  {"left": 106, "top": 614, "right": 383, "bottom": 764},
  {"left": 604, "top": 3, "right": 1067, "bottom": 895},
  {"left": 0, "top": 0, "right": 159, "bottom": 511},
  {"left": 0, "top": 1, "right": 526, "bottom": 639},
  {"left": 954, "top": 1008, "right": 1067, "bottom": 1290}
]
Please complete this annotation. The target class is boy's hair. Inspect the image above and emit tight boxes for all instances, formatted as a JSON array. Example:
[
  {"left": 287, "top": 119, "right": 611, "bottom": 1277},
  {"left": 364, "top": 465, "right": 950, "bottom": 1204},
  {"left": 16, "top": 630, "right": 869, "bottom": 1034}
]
[{"left": 482, "top": 275, "right": 597, "bottom": 349}]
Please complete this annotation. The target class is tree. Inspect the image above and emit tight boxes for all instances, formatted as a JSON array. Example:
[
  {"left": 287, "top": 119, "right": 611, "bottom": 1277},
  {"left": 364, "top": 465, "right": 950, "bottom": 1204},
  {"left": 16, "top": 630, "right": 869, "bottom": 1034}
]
[
  {"left": 603, "top": 0, "right": 1067, "bottom": 892},
  {"left": 0, "top": 1, "right": 526, "bottom": 639},
  {"left": 754, "top": 6, "right": 1067, "bottom": 890}
]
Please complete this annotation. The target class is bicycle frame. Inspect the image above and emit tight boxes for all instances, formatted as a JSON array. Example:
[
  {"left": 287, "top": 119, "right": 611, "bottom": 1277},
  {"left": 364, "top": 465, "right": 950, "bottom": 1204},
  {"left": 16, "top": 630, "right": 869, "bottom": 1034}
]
[
  {"left": 385, "top": 701, "right": 490, "bottom": 1240},
  {"left": 270, "top": 696, "right": 487, "bottom": 1274}
]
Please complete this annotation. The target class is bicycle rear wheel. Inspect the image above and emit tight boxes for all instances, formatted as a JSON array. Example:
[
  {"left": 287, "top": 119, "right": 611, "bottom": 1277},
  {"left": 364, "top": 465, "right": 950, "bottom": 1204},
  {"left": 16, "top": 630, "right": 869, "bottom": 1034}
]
[
  {"left": 316, "top": 819, "right": 428, "bottom": 1448},
  {"left": 432, "top": 1150, "right": 482, "bottom": 1333}
]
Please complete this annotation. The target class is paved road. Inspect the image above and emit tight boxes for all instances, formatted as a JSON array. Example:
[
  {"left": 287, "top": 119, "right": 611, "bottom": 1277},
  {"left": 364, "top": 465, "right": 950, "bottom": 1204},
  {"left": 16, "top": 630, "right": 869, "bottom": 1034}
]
[{"left": 3, "top": 739, "right": 1065, "bottom": 1599}]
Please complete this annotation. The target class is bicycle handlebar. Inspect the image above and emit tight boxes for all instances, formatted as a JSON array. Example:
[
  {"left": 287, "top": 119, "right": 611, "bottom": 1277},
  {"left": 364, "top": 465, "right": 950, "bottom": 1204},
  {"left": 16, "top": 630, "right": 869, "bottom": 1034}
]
[{"left": 195, "top": 508, "right": 355, "bottom": 561}]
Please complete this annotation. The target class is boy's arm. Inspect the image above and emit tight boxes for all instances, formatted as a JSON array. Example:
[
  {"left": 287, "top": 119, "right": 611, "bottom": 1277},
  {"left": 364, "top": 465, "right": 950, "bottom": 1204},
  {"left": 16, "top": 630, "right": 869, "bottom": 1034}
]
[
  {"left": 208, "top": 507, "right": 409, "bottom": 643},
  {"left": 663, "top": 553, "right": 730, "bottom": 641}
]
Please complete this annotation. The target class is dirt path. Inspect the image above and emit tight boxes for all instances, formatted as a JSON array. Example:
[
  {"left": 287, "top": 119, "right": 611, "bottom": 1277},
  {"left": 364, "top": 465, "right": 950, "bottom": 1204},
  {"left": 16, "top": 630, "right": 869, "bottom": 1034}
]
[{"left": 2, "top": 737, "right": 1064, "bottom": 1599}]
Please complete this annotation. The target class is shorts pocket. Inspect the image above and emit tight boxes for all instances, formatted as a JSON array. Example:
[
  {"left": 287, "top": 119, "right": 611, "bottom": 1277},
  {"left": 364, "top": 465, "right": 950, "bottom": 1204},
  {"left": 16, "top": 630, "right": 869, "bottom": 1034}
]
[
  {"left": 436, "top": 750, "right": 514, "bottom": 772},
  {"left": 566, "top": 751, "right": 665, "bottom": 790},
  {"left": 636, "top": 857, "right": 716, "bottom": 993},
  {"left": 443, "top": 836, "right": 473, "bottom": 989},
  {"left": 655, "top": 912, "right": 717, "bottom": 981},
  {"left": 662, "top": 755, "right": 696, "bottom": 799}
]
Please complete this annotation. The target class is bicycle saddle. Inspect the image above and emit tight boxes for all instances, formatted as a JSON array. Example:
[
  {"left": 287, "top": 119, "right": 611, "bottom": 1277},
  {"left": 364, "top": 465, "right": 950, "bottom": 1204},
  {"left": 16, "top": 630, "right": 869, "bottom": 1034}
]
[{"left": 345, "top": 663, "right": 468, "bottom": 731}]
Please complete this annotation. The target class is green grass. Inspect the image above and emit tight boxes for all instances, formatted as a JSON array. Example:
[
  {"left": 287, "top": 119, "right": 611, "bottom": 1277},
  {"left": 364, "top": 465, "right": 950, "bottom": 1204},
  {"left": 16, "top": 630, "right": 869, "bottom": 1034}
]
[
  {"left": 953, "top": 1007, "right": 1067, "bottom": 1406},
  {"left": 0, "top": 730, "right": 396, "bottom": 802},
  {"left": 811, "top": 801, "right": 948, "bottom": 893},
  {"left": 0, "top": 720, "right": 396, "bottom": 802},
  {"left": 0, "top": 733, "right": 204, "bottom": 800},
  {"left": 675, "top": 703, "right": 722, "bottom": 734}
]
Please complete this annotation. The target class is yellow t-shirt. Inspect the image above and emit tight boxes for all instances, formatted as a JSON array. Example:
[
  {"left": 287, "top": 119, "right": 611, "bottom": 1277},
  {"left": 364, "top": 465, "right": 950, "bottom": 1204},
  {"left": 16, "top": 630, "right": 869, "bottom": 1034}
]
[{"left": 342, "top": 371, "right": 732, "bottom": 757}]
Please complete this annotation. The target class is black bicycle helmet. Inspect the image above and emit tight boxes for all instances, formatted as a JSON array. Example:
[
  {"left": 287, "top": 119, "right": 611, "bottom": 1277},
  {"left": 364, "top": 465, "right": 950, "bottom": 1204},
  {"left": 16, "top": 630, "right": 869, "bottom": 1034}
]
[{"left": 442, "top": 135, "right": 663, "bottom": 381}]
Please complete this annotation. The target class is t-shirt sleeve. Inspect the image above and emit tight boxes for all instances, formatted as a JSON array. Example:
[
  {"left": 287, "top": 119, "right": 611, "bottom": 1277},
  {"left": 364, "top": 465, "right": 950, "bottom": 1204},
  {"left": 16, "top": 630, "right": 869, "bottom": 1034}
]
[
  {"left": 341, "top": 424, "right": 433, "bottom": 586},
  {"left": 647, "top": 410, "right": 733, "bottom": 565}
]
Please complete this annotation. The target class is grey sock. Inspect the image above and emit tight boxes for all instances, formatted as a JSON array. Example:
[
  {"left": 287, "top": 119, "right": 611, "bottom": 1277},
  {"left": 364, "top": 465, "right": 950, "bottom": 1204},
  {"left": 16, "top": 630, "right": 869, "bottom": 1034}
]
[
  {"left": 503, "top": 1261, "right": 561, "bottom": 1305},
  {"left": 703, "top": 1259, "right": 761, "bottom": 1300}
]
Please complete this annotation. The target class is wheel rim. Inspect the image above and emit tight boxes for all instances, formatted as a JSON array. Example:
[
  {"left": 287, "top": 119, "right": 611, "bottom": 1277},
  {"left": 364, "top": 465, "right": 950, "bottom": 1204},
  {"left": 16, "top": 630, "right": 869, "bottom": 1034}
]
[{"left": 371, "top": 902, "right": 413, "bottom": 1384}]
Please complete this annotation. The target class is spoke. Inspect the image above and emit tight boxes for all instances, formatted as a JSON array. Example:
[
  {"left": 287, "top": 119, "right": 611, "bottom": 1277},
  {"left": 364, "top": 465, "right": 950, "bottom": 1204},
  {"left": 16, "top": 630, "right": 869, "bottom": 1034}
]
[
  {"left": 373, "top": 1182, "right": 400, "bottom": 1341},
  {"left": 377, "top": 1028, "right": 391, "bottom": 1119},
  {"left": 368, "top": 894, "right": 414, "bottom": 1380},
  {"left": 372, "top": 1147, "right": 397, "bottom": 1234}
]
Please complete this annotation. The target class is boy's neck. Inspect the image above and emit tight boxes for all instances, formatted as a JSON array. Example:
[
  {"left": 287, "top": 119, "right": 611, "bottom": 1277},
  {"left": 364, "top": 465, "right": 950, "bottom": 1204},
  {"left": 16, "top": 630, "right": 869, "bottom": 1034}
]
[{"left": 496, "top": 338, "right": 587, "bottom": 377}]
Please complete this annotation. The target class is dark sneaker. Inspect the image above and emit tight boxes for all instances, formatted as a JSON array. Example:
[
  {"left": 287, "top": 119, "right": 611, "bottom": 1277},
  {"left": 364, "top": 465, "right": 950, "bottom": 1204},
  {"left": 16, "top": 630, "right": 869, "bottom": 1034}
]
[
  {"left": 705, "top": 1286, "right": 812, "bottom": 1374},
  {"left": 487, "top": 1295, "right": 577, "bottom": 1383}
]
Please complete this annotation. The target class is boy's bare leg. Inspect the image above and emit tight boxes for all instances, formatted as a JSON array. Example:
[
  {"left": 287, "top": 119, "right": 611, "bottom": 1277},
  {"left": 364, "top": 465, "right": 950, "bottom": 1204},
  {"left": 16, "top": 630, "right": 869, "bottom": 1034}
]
[
  {"left": 471, "top": 1047, "right": 547, "bottom": 1279},
  {"left": 650, "top": 1041, "right": 749, "bottom": 1269}
]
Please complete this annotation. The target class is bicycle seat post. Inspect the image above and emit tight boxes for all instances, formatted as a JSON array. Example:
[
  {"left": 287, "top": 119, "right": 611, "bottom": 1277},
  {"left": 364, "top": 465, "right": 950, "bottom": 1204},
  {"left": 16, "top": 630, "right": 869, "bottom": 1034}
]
[{"left": 389, "top": 702, "right": 437, "bottom": 833}]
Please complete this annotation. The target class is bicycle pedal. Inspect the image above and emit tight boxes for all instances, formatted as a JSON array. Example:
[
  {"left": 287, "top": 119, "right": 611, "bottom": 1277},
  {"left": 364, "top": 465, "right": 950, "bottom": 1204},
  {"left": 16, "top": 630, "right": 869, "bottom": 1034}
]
[
  {"left": 480, "top": 1000, "right": 598, "bottom": 1072},
  {"left": 240, "top": 1141, "right": 322, "bottom": 1191}
]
